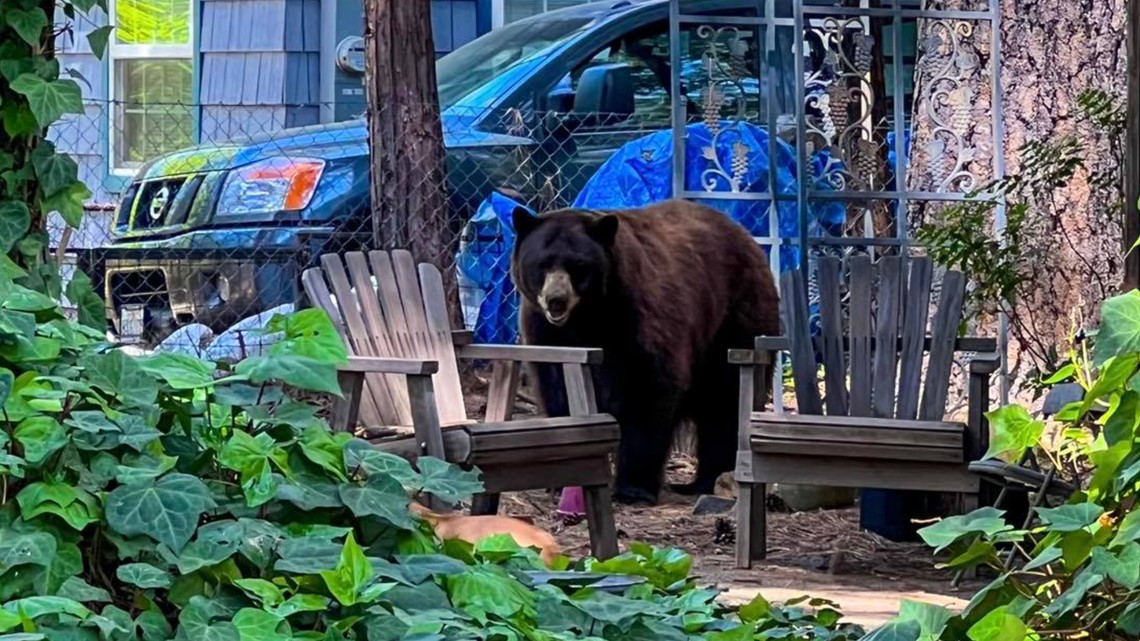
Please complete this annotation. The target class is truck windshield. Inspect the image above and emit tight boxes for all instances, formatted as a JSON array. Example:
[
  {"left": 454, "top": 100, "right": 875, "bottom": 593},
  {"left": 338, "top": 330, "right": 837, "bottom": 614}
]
[{"left": 436, "top": 15, "right": 593, "bottom": 110}]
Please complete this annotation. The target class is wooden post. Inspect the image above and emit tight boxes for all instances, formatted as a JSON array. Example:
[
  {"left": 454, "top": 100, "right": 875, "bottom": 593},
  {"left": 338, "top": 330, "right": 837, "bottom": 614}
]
[
  {"left": 1126, "top": 0, "right": 1140, "bottom": 291},
  {"left": 362, "top": 0, "right": 460, "bottom": 322}
]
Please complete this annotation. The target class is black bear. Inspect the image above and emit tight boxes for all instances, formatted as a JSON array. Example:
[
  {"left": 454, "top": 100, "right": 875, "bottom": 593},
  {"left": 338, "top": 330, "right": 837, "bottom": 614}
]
[{"left": 510, "top": 199, "right": 780, "bottom": 505}]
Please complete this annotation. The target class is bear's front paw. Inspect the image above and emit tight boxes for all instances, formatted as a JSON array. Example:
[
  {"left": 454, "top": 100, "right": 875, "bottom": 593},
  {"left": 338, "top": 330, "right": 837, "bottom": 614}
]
[{"left": 614, "top": 485, "right": 658, "bottom": 506}]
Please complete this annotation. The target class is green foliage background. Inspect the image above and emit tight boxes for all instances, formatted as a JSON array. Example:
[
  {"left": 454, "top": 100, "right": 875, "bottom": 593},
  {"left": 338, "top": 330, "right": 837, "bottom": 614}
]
[{"left": 871, "top": 291, "right": 1140, "bottom": 640}]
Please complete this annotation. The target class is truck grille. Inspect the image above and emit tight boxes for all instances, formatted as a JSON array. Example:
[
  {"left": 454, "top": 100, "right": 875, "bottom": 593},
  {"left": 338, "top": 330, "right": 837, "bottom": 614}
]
[{"left": 116, "top": 175, "right": 204, "bottom": 233}]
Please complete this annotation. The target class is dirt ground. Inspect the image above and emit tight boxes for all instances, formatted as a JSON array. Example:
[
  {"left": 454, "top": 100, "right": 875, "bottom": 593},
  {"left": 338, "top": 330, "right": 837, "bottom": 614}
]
[{"left": 494, "top": 456, "right": 986, "bottom": 601}]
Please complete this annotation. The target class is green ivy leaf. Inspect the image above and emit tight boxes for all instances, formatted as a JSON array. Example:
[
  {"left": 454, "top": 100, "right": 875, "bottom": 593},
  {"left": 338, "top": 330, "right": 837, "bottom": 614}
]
[
  {"left": 35, "top": 541, "right": 82, "bottom": 595},
  {"left": 30, "top": 142, "right": 80, "bottom": 200},
  {"left": 918, "top": 508, "right": 1012, "bottom": 553},
  {"left": 232, "top": 579, "right": 284, "bottom": 608},
  {"left": 0, "top": 103, "right": 39, "bottom": 137},
  {"left": 176, "top": 534, "right": 240, "bottom": 575},
  {"left": 1079, "top": 353, "right": 1140, "bottom": 418},
  {"left": 56, "top": 577, "right": 111, "bottom": 604},
  {"left": 231, "top": 609, "right": 286, "bottom": 641},
  {"left": 417, "top": 457, "right": 484, "bottom": 504},
  {"left": 80, "top": 350, "right": 159, "bottom": 406},
  {"left": 447, "top": 566, "right": 537, "bottom": 624},
  {"left": 1090, "top": 543, "right": 1140, "bottom": 588},
  {"left": 105, "top": 473, "right": 216, "bottom": 553},
  {"left": 0, "top": 202, "right": 31, "bottom": 255},
  {"left": 86, "top": 25, "right": 114, "bottom": 60},
  {"left": 1120, "top": 603, "right": 1140, "bottom": 637},
  {"left": 16, "top": 481, "right": 101, "bottom": 530},
  {"left": 5, "top": 8, "right": 49, "bottom": 46},
  {"left": 1, "top": 596, "right": 90, "bottom": 621},
  {"left": 0, "top": 528, "right": 57, "bottom": 571},
  {"left": 982, "top": 405, "right": 1044, "bottom": 462},
  {"left": 116, "top": 563, "right": 172, "bottom": 589},
  {"left": 896, "top": 600, "right": 953, "bottom": 639},
  {"left": 338, "top": 474, "right": 414, "bottom": 529},
  {"left": 41, "top": 181, "right": 91, "bottom": 228},
  {"left": 114, "top": 452, "right": 179, "bottom": 485},
  {"left": 965, "top": 606, "right": 1026, "bottom": 641},
  {"left": 319, "top": 532, "right": 373, "bottom": 606},
  {"left": 344, "top": 441, "right": 418, "bottom": 486},
  {"left": 0, "top": 368, "right": 13, "bottom": 408},
  {"left": 138, "top": 353, "right": 216, "bottom": 390},
  {"left": 298, "top": 426, "right": 351, "bottom": 480},
  {"left": 174, "top": 598, "right": 239, "bottom": 641},
  {"left": 63, "top": 269, "right": 105, "bottom": 331},
  {"left": 1112, "top": 510, "right": 1140, "bottom": 548},
  {"left": 272, "top": 595, "right": 329, "bottom": 619},
  {"left": 14, "top": 416, "right": 68, "bottom": 465},
  {"left": 274, "top": 537, "right": 342, "bottom": 574},
  {"left": 1036, "top": 502, "right": 1103, "bottom": 532},
  {"left": 1104, "top": 390, "right": 1140, "bottom": 446},
  {"left": 1042, "top": 568, "right": 1104, "bottom": 617},
  {"left": 9, "top": 74, "right": 84, "bottom": 129},
  {"left": 1095, "top": 291, "right": 1140, "bottom": 366},
  {"left": 266, "top": 308, "right": 348, "bottom": 364},
  {"left": 275, "top": 471, "right": 342, "bottom": 511},
  {"left": 136, "top": 610, "right": 173, "bottom": 641},
  {"left": 235, "top": 354, "right": 342, "bottom": 396}
]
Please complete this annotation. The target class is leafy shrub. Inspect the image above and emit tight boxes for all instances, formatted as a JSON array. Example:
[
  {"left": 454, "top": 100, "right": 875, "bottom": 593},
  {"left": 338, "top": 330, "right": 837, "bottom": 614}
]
[
  {"left": 870, "top": 290, "right": 1140, "bottom": 640},
  {"left": 0, "top": 275, "right": 860, "bottom": 641}
]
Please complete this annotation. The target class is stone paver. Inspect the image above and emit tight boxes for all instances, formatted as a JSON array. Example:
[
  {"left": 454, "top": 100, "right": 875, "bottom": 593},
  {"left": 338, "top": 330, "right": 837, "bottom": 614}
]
[{"left": 720, "top": 585, "right": 969, "bottom": 630}]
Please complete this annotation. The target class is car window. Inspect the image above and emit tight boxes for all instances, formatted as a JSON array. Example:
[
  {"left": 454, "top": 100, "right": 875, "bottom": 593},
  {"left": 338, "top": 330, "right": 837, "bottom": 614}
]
[{"left": 560, "top": 23, "right": 673, "bottom": 130}]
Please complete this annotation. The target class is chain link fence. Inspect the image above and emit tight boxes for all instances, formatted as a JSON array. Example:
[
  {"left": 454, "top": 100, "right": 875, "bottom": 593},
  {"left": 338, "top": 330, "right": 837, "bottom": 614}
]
[{"left": 50, "top": 94, "right": 883, "bottom": 360}]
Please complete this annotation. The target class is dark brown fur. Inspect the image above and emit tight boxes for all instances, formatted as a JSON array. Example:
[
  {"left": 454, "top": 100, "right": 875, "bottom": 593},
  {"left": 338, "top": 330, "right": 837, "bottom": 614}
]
[{"left": 510, "top": 199, "right": 780, "bottom": 504}]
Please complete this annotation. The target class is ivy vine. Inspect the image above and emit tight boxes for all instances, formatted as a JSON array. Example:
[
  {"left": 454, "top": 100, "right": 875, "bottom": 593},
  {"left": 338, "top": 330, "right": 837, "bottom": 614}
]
[{"left": 1, "top": 0, "right": 112, "bottom": 328}]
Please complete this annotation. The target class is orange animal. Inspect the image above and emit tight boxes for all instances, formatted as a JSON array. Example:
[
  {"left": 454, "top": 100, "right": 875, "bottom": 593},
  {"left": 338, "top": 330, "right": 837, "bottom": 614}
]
[{"left": 409, "top": 502, "right": 561, "bottom": 567}]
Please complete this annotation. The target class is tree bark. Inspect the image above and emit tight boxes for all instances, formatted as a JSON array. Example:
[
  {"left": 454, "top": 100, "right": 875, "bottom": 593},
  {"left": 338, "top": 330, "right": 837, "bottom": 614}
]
[
  {"left": 907, "top": 0, "right": 1127, "bottom": 376},
  {"left": 362, "top": 0, "right": 458, "bottom": 320}
]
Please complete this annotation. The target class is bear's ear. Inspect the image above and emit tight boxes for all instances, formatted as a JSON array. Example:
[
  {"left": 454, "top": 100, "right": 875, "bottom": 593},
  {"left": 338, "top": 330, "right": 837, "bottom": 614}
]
[
  {"left": 587, "top": 214, "right": 619, "bottom": 247},
  {"left": 512, "top": 206, "right": 541, "bottom": 240}
]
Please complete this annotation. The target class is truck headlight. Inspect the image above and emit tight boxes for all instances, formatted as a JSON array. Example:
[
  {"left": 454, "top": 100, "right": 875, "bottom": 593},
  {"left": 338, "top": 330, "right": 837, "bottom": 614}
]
[{"left": 217, "top": 157, "right": 325, "bottom": 215}]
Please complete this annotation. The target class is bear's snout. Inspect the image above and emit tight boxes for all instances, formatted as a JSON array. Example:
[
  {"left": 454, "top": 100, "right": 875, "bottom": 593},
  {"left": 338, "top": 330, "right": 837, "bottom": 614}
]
[{"left": 538, "top": 270, "right": 578, "bottom": 326}]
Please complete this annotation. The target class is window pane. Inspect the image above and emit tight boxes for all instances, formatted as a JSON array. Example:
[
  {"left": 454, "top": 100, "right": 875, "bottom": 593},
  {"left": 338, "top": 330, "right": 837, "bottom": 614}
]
[
  {"left": 114, "top": 59, "right": 193, "bottom": 169},
  {"left": 504, "top": 0, "right": 543, "bottom": 23},
  {"left": 115, "top": 0, "right": 191, "bottom": 44}
]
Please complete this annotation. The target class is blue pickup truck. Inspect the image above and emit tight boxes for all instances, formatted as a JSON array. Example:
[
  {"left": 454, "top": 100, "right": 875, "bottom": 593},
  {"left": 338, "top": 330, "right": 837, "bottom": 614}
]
[{"left": 97, "top": 0, "right": 855, "bottom": 344}]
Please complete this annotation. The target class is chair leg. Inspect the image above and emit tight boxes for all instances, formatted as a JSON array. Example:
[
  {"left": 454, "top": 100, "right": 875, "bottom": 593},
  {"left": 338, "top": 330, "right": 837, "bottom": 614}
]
[
  {"left": 470, "top": 493, "right": 500, "bottom": 516},
  {"left": 736, "top": 482, "right": 767, "bottom": 569},
  {"left": 961, "top": 492, "right": 980, "bottom": 580},
  {"left": 583, "top": 484, "right": 619, "bottom": 560}
]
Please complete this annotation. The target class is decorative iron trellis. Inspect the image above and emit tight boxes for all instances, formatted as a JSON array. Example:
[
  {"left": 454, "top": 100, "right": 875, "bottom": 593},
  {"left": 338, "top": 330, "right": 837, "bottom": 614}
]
[{"left": 667, "top": 0, "right": 1007, "bottom": 402}]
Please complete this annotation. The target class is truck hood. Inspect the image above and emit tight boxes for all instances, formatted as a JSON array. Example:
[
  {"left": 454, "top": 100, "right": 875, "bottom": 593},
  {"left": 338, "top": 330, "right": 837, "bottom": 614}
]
[{"left": 134, "top": 110, "right": 532, "bottom": 182}]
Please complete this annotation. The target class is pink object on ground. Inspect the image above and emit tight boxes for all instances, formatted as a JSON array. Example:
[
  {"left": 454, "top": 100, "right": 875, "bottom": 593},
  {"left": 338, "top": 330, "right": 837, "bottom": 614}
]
[{"left": 556, "top": 486, "right": 586, "bottom": 523}]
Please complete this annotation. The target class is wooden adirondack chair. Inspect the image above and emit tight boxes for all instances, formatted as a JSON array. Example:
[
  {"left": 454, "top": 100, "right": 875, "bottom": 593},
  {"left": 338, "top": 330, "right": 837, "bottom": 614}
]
[
  {"left": 730, "top": 255, "right": 1000, "bottom": 568},
  {"left": 301, "top": 249, "right": 619, "bottom": 559}
]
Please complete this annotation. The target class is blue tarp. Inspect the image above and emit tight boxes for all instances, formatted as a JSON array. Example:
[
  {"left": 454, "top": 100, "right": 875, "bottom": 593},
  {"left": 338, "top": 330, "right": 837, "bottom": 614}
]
[{"left": 456, "top": 121, "right": 852, "bottom": 345}]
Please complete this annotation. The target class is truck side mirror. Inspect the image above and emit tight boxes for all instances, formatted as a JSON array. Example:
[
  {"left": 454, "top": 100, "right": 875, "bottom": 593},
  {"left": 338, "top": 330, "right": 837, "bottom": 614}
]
[{"left": 571, "top": 63, "right": 635, "bottom": 125}]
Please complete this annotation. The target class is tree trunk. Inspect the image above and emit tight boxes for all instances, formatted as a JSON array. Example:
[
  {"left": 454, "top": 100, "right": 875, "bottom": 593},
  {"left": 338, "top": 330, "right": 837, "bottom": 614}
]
[
  {"left": 907, "top": 0, "right": 1127, "bottom": 379},
  {"left": 363, "top": 0, "right": 458, "bottom": 320}
]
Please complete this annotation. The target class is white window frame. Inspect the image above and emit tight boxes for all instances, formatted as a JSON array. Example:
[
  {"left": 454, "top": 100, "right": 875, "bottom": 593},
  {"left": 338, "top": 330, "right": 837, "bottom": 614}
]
[
  {"left": 492, "top": 0, "right": 607, "bottom": 28},
  {"left": 107, "top": 0, "right": 195, "bottom": 176}
]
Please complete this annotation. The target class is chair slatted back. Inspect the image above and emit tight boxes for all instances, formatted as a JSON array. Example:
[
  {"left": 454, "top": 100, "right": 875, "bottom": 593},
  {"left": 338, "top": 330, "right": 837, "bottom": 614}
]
[
  {"left": 302, "top": 250, "right": 468, "bottom": 429},
  {"left": 782, "top": 255, "right": 968, "bottom": 421}
]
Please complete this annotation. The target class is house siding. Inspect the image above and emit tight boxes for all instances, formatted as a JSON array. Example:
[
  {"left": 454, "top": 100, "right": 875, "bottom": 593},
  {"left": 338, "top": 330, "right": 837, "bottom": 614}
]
[
  {"left": 51, "top": 0, "right": 488, "bottom": 244},
  {"left": 198, "top": 0, "right": 322, "bottom": 141}
]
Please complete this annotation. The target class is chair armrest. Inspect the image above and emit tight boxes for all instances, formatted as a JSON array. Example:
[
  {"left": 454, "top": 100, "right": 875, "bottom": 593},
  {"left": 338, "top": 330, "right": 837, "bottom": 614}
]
[
  {"left": 968, "top": 352, "right": 1001, "bottom": 375},
  {"left": 728, "top": 336, "right": 789, "bottom": 367},
  {"left": 451, "top": 330, "right": 474, "bottom": 346},
  {"left": 340, "top": 356, "right": 439, "bottom": 375},
  {"left": 457, "top": 344, "right": 603, "bottom": 365}
]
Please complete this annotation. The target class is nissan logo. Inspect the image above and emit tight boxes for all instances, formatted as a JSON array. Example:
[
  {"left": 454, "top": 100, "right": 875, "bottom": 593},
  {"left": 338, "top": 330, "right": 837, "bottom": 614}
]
[{"left": 149, "top": 186, "right": 170, "bottom": 221}]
